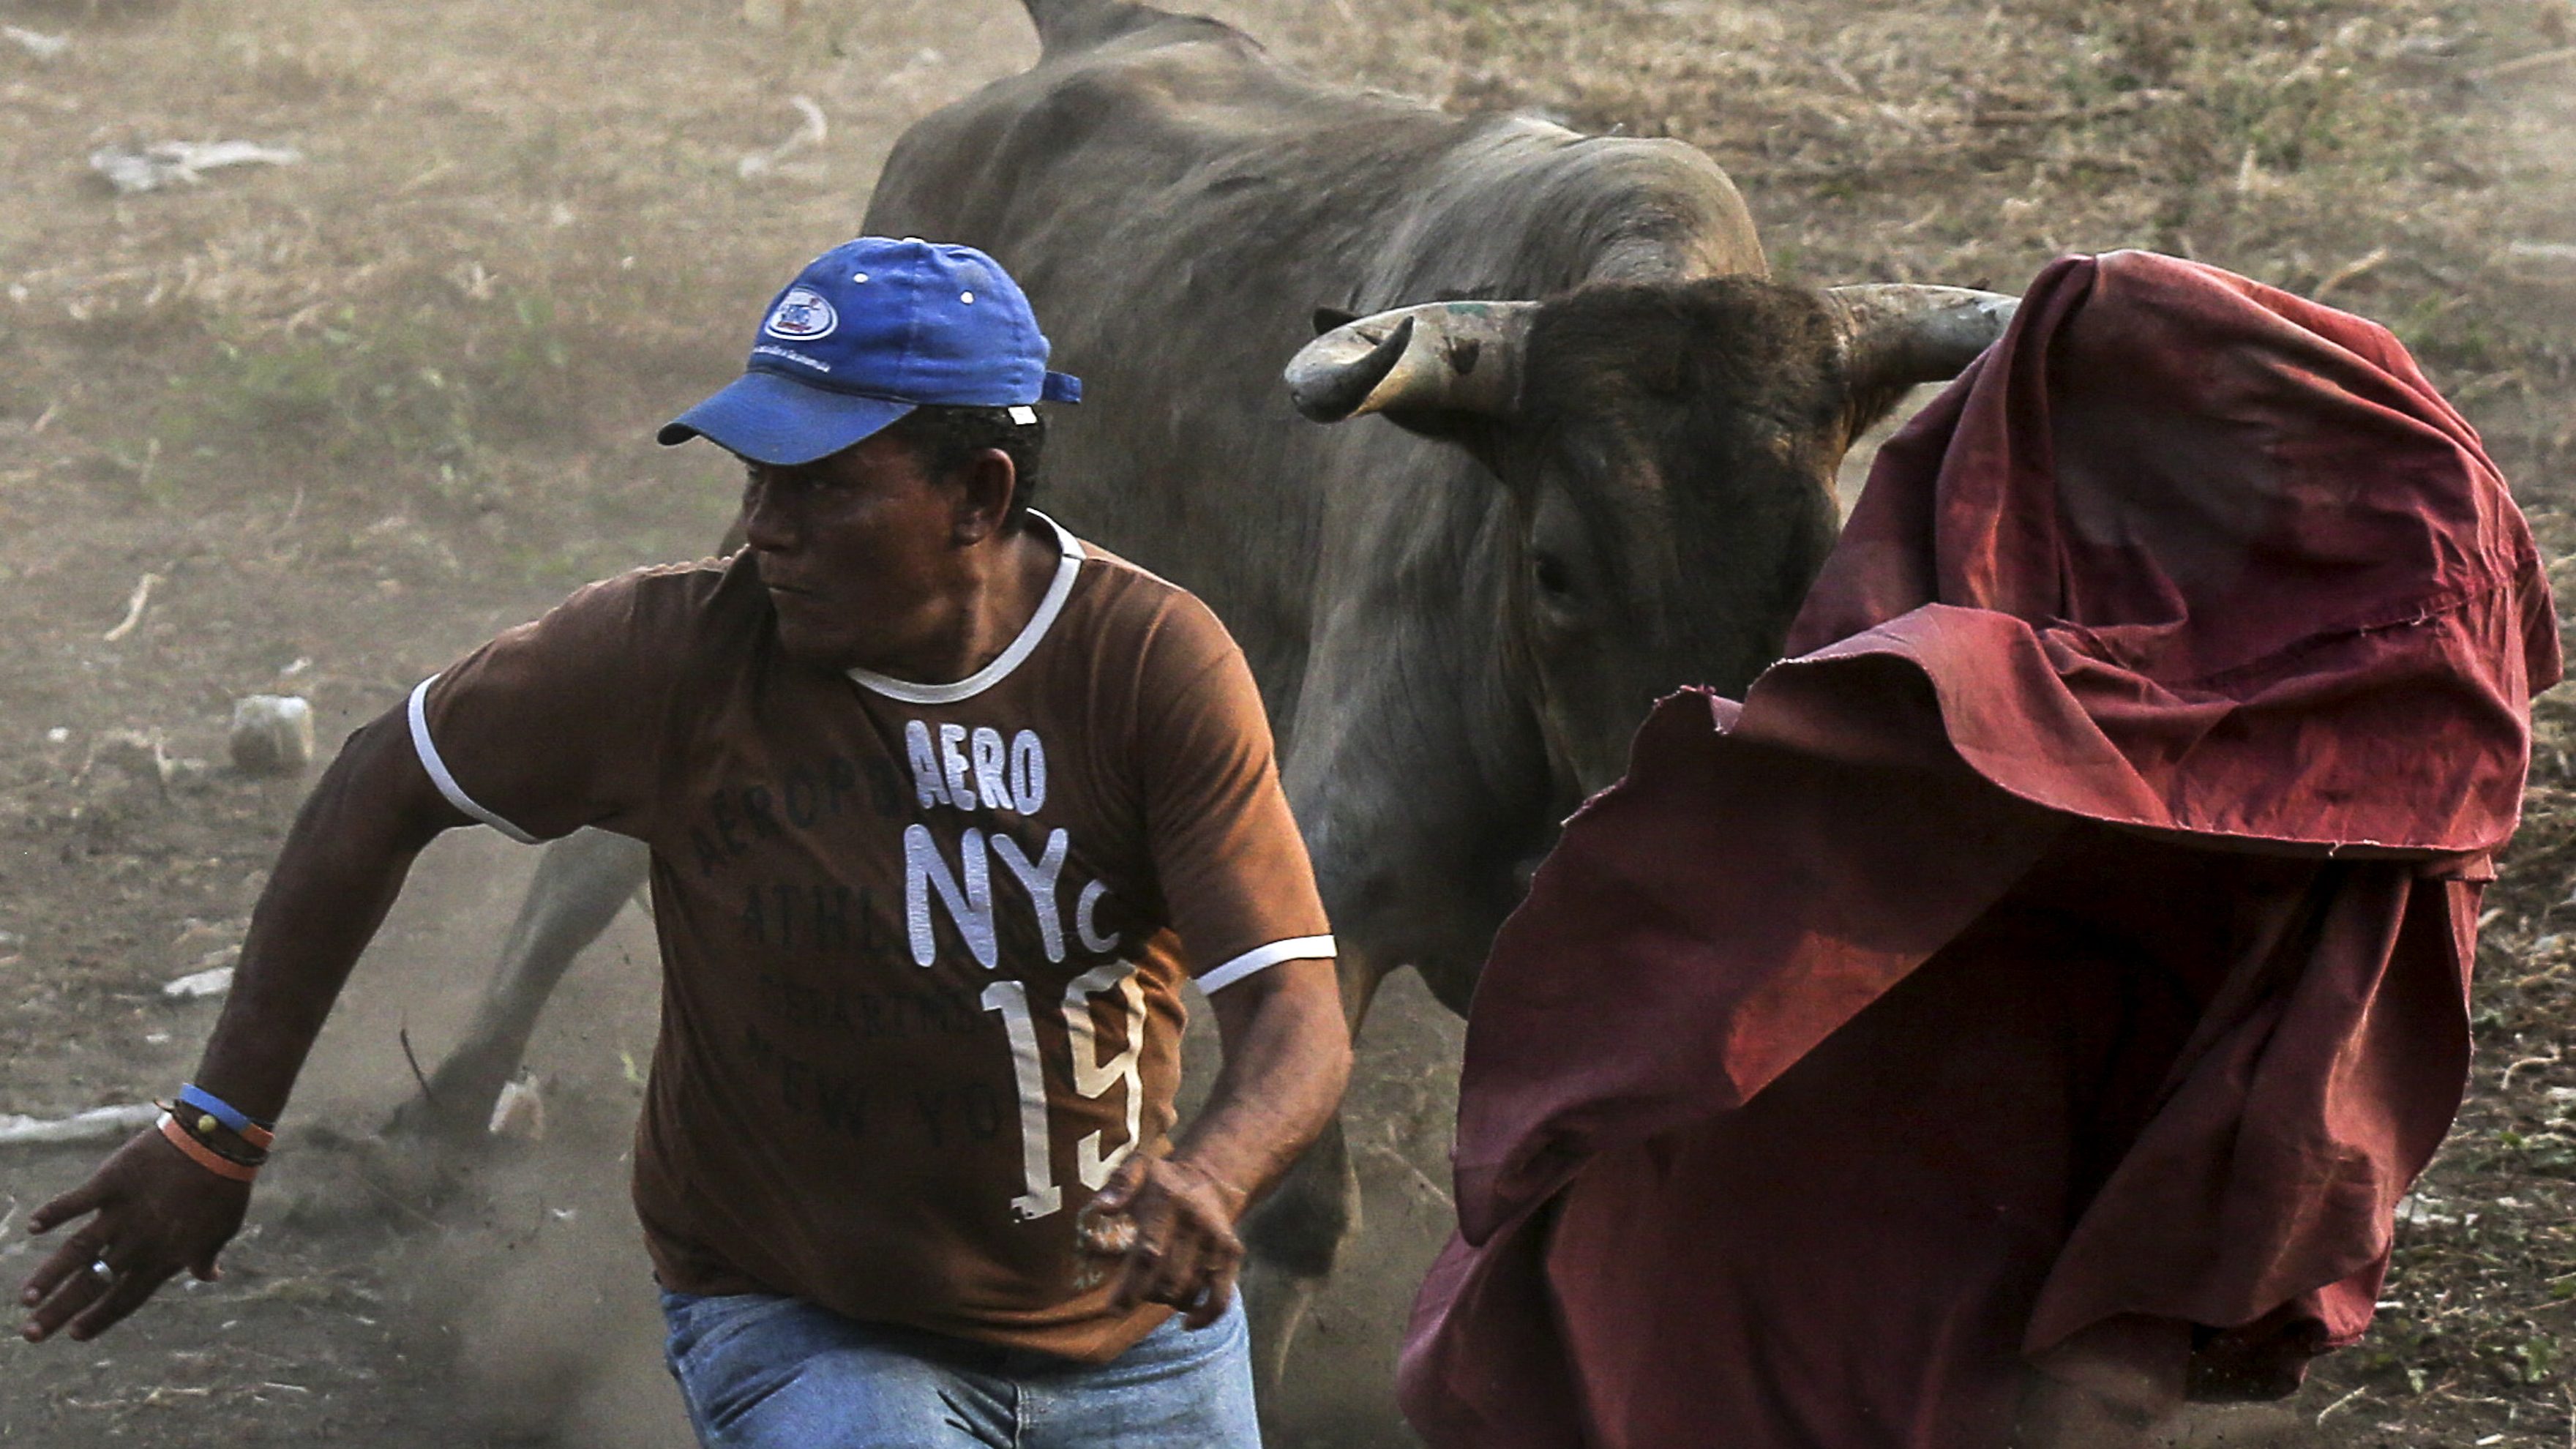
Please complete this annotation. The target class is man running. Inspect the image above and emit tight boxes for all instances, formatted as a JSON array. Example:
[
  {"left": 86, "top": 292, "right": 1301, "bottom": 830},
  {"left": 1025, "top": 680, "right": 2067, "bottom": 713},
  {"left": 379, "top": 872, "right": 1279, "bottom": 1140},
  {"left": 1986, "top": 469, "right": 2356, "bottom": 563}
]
[{"left": 20, "top": 237, "right": 1352, "bottom": 1448}]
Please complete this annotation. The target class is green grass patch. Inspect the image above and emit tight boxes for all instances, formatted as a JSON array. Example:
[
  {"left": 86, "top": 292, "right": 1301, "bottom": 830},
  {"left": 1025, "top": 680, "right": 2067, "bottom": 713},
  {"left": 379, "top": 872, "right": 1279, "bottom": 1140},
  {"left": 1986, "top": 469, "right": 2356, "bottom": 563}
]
[{"left": 159, "top": 285, "right": 579, "bottom": 514}]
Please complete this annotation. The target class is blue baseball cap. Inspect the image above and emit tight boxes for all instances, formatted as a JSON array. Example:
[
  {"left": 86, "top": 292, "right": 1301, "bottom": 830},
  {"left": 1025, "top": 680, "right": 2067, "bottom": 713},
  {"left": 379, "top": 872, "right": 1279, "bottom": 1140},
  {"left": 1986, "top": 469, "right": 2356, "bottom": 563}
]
[{"left": 658, "top": 237, "right": 1082, "bottom": 466}]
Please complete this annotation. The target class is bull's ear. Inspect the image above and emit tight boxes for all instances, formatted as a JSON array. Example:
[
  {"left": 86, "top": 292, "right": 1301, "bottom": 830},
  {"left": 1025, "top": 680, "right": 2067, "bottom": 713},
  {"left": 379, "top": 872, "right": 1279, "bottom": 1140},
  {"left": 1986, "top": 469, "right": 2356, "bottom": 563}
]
[
  {"left": 1824, "top": 284, "right": 2018, "bottom": 435},
  {"left": 1311, "top": 305, "right": 1360, "bottom": 336}
]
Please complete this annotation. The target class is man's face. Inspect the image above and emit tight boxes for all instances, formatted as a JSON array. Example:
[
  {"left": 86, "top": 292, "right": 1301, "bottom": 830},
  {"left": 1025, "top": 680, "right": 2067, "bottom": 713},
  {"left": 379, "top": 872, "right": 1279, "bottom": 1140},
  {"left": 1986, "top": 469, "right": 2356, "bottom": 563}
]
[{"left": 738, "top": 430, "right": 966, "bottom": 672}]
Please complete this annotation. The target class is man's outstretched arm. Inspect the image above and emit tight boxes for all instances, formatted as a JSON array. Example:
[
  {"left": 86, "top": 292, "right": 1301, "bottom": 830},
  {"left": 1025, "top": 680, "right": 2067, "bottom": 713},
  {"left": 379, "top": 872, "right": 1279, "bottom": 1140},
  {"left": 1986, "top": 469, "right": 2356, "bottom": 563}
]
[
  {"left": 18, "top": 707, "right": 468, "bottom": 1343},
  {"left": 1090, "top": 956, "right": 1351, "bottom": 1328}
]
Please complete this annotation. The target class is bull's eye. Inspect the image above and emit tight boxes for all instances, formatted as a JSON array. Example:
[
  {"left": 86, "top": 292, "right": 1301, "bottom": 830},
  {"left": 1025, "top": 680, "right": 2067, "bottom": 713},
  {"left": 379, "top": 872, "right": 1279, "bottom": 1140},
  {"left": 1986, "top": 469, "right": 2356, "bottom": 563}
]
[{"left": 1532, "top": 551, "right": 1573, "bottom": 599}]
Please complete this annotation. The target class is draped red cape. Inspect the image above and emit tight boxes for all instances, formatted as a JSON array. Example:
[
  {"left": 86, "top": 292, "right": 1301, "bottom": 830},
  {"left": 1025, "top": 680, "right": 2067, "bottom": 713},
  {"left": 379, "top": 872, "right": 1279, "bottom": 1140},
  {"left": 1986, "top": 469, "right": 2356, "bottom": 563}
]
[{"left": 1397, "top": 251, "right": 2560, "bottom": 1448}]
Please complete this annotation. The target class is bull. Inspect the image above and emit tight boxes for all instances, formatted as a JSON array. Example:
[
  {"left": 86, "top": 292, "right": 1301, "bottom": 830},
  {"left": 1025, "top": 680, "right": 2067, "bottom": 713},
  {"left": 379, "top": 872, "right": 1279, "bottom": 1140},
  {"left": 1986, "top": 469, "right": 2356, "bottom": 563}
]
[{"left": 397, "top": 0, "right": 2014, "bottom": 1393}]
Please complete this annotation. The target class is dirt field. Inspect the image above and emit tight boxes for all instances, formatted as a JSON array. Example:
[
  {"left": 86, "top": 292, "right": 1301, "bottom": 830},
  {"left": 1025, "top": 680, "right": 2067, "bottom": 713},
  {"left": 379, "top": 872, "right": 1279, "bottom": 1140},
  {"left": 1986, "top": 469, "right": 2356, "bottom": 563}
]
[{"left": 1, "top": 0, "right": 2572, "bottom": 1443}]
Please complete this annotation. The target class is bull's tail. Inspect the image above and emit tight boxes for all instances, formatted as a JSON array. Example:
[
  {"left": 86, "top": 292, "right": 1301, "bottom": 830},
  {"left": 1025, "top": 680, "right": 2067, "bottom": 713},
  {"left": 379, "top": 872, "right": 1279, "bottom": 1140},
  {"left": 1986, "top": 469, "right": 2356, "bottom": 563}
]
[{"left": 1021, "top": 0, "right": 1236, "bottom": 59}]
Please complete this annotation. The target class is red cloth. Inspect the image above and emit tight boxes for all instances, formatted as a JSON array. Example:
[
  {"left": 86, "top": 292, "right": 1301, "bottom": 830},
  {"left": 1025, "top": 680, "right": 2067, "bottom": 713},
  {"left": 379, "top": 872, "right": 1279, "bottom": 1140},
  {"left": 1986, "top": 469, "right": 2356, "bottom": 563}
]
[{"left": 1398, "top": 251, "right": 2559, "bottom": 1448}]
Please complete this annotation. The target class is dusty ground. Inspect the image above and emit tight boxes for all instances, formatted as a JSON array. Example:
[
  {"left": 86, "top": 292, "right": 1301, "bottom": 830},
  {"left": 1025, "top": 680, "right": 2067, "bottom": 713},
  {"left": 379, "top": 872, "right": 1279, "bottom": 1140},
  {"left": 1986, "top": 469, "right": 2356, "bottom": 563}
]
[{"left": 1, "top": 0, "right": 2572, "bottom": 1443}]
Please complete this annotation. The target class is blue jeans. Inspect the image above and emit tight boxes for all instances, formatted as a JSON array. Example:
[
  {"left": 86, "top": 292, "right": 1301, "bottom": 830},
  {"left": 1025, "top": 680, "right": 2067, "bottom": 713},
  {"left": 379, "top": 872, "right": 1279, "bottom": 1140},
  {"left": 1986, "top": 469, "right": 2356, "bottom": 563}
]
[{"left": 659, "top": 1287, "right": 1262, "bottom": 1448}]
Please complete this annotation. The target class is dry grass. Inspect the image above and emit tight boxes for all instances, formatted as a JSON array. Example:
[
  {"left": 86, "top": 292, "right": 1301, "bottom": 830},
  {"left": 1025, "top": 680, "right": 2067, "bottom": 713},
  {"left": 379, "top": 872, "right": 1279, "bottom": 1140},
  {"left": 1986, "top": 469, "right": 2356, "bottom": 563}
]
[{"left": 0, "top": 0, "right": 1038, "bottom": 581}]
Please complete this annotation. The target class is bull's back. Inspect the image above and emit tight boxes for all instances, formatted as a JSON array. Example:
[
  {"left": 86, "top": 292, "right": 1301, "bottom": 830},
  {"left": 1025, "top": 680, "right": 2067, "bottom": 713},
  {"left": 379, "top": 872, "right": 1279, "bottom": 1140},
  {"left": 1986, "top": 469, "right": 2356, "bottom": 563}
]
[
  {"left": 867, "top": 29, "right": 1452, "bottom": 673},
  {"left": 861, "top": 12, "right": 1762, "bottom": 710}
]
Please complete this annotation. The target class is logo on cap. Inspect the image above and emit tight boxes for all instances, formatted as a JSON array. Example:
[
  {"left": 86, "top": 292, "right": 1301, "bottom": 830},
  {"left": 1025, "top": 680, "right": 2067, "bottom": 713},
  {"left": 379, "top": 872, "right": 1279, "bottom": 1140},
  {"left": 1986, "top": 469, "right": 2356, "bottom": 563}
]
[{"left": 763, "top": 287, "right": 839, "bottom": 342}]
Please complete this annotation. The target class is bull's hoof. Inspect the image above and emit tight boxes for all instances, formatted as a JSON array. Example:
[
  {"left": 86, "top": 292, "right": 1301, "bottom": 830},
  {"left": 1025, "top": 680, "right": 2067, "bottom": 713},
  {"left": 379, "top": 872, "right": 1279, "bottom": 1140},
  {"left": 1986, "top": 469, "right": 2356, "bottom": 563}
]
[
  {"left": 375, "top": 1087, "right": 487, "bottom": 1145},
  {"left": 376, "top": 1084, "right": 503, "bottom": 1153},
  {"left": 377, "top": 1048, "right": 520, "bottom": 1151},
  {"left": 269, "top": 1121, "right": 469, "bottom": 1229}
]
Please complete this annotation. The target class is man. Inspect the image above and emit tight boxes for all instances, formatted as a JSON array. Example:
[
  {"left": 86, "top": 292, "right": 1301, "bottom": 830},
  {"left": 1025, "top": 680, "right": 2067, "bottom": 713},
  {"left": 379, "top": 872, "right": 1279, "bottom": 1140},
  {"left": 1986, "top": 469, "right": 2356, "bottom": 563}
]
[{"left": 18, "top": 237, "right": 1353, "bottom": 1448}]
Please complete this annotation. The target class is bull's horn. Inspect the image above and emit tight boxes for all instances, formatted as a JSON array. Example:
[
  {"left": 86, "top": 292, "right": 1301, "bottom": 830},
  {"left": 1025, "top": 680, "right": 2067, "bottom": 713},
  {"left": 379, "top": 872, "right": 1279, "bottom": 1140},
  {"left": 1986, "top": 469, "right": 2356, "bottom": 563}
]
[
  {"left": 1825, "top": 285, "right": 2019, "bottom": 392},
  {"left": 1286, "top": 300, "right": 1538, "bottom": 424}
]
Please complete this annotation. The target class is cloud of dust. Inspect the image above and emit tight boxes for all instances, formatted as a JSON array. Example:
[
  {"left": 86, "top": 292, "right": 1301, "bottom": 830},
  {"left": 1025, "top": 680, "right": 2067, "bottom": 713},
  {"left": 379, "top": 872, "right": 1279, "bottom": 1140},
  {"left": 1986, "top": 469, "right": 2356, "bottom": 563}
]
[
  {"left": 424, "top": 1140, "right": 694, "bottom": 1448},
  {"left": 277, "top": 828, "right": 687, "bottom": 1445}
]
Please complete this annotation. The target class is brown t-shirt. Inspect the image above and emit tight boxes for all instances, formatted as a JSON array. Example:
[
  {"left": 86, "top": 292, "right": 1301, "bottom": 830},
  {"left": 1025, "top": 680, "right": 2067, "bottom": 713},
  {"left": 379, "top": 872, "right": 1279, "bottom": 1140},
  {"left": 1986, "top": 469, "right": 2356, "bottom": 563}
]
[{"left": 405, "top": 514, "right": 1333, "bottom": 1361}]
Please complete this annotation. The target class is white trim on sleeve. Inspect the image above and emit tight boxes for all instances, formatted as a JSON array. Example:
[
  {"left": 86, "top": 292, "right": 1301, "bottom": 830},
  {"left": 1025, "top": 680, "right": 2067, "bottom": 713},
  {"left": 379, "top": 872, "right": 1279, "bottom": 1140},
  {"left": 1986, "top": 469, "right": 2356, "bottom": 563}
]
[
  {"left": 407, "top": 676, "right": 542, "bottom": 845},
  {"left": 1197, "top": 935, "right": 1336, "bottom": 994}
]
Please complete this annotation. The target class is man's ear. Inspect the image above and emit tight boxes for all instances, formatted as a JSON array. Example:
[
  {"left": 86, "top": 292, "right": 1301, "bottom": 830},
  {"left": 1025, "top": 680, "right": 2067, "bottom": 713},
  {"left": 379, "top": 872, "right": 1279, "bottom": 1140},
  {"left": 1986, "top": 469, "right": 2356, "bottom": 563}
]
[{"left": 951, "top": 446, "right": 1019, "bottom": 544}]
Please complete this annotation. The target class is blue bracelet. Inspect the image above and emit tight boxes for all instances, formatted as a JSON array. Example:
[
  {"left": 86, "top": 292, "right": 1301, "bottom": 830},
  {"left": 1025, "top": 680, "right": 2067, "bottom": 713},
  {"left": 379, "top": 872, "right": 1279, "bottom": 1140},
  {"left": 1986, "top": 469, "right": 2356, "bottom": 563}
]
[{"left": 179, "top": 1083, "right": 274, "bottom": 1138}]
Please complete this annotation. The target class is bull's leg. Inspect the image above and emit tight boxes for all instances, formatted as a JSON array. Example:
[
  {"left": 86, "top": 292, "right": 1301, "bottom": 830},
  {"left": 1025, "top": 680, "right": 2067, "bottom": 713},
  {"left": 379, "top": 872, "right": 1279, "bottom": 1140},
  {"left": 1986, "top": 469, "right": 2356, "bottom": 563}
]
[
  {"left": 384, "top": 828, "right": 651, "bottom": 1143},
  {"left": 1238, "top": 951, "right": 1383, "bottom": 1399},
  {"left": 1239, "top": 1117, "right": 1357, "bottom": 1393}
]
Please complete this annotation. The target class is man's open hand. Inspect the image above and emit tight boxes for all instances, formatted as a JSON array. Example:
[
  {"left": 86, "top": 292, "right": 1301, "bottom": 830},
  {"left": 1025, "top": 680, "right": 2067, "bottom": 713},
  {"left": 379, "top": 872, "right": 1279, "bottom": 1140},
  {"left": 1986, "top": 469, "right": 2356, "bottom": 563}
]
[
  {"left": 19, "top": 1127, "right": 248, "bottom": 1344},
  {"left": 1082, "top": 1154, "right": 1249, "bottom": 1330}
]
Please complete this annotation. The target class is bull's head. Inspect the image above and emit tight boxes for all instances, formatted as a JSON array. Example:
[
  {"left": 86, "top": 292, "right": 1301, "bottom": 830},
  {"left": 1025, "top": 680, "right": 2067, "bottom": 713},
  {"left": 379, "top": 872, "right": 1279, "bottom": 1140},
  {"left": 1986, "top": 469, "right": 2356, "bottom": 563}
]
[{"left": 1287, "top": 279, "right": 2012, "bottom": 798}]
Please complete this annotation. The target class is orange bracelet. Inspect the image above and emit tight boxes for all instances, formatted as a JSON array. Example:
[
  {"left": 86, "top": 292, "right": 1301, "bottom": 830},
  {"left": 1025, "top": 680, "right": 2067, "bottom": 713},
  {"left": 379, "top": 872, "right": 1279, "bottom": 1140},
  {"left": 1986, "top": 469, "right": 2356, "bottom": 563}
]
[{"left": 157, "top": 1112, "right": 260, "bottom": 1183}]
